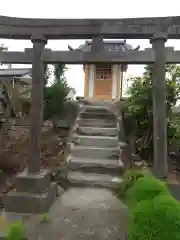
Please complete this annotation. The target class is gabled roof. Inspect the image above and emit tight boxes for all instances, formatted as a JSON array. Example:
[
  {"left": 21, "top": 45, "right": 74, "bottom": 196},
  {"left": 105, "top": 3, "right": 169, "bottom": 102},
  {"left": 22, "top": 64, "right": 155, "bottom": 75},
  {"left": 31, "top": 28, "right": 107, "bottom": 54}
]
[
  {"left": 0, "top": 68, "right": 32, "bottom": 77},
  {"left": 68, "top": 40, "right": 140, "bottom": 52}
]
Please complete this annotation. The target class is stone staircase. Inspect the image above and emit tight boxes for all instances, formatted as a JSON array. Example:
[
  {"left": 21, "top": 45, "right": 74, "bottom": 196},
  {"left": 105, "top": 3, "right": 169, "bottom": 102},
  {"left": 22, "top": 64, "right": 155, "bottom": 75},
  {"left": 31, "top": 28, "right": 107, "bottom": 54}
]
[{"left": 67, "top": 101, "right": 124, "bottom": 189}]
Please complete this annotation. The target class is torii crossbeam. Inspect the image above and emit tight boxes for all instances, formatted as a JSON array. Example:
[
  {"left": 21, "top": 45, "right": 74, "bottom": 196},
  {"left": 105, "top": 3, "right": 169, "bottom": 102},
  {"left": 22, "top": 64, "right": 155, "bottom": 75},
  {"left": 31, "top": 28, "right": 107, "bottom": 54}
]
[{"left": 0, "top": 47, "right": 180, "bottom": 64}]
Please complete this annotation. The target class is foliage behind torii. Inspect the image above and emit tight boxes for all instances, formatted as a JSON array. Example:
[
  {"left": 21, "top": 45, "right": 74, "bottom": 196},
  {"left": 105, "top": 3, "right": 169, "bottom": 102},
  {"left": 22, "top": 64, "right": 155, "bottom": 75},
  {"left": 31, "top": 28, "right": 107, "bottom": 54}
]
[
  {"left": 122, "top": 64, "right": 180, "bottom": 160},
  {"left": 19, "top": 63, "right": 70, "bottom": 120},
  {"left": 43, "top": 64, "right": 70, "bottom": 121}
]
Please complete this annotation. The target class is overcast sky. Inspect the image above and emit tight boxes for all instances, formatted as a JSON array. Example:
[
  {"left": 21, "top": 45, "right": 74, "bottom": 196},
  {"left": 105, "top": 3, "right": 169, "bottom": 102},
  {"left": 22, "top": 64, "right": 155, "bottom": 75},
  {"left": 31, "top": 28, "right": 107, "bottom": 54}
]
[{"left": 0, "top": 0, "right": 180, "bottom": 96}]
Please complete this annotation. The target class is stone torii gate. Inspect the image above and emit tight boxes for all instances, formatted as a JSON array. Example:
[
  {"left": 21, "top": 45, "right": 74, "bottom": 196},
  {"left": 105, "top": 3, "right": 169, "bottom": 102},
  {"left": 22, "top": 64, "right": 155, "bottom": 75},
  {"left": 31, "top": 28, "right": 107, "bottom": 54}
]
[{"left": 2, "top": 15, "right": 180, "bottom": 213}]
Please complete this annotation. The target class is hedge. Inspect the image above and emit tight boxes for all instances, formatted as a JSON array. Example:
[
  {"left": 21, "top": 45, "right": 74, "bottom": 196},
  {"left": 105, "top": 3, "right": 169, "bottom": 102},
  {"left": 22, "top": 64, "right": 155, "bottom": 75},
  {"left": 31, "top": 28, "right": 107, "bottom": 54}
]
[
  {"left": 122, "top": 173, "right": 180, "bottom": 240},
  {"left": 128, "top": 193, "right": 180, "bottom": 240},
  {"left": 126, "top": 175, "right": 170, "bottom": 209}
]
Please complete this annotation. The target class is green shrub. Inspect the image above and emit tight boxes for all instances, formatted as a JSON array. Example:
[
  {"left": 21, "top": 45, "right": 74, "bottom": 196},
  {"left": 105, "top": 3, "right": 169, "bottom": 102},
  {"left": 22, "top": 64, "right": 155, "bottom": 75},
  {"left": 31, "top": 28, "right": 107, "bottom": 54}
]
[
  {"left": 128, "top": 193, "right": 180, "bottom": 240},
  {"left": 126, "top": 175, "right": 170, "bottom": 208},
  {"left": 6, "top": 220, "right": 24, "bottom": 240},
  {"left": 123, "top": 64, "right": 180, "bottom": 160},
  {"left": 115, "top": 169, "right": 147, "bottom": 199}
]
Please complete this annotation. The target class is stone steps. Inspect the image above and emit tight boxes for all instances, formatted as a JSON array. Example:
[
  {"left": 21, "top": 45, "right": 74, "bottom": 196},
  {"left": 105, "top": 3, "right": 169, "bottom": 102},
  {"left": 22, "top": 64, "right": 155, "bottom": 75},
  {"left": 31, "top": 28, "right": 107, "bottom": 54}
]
[
  {"left": 67, "top": 101, "right": 123, "bottom": 190},
  {"left": 67, "top": 156, "right": 124, "bottom": 175},
  {"left": 76, "top": 135, "right": 118, "bottom": 147},
  {"left": 77, "top": 126, "right": 117, "bottom": 136},
  {"left": 68, "top": 171, "right": 123, "bottom": 189}
]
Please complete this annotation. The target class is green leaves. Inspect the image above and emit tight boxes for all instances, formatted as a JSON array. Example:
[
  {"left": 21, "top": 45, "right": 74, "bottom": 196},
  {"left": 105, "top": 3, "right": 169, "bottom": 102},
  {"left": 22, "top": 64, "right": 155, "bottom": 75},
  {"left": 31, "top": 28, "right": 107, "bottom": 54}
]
[
  {"left": 53, "top": 63, "right": 67, "bottom": 81},
  {"left": 43, "top": 64, "right": 69, "bottom": 121},
  {"left": 123, "top": 64, "right": 180, "bottom": 159}
]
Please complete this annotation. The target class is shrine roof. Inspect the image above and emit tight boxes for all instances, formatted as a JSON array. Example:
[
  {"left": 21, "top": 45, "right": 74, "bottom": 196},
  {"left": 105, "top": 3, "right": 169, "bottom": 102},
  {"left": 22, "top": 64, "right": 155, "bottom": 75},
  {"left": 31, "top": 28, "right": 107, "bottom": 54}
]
[{"left": 68, "top": 40, "right": 139, "bottom": 52}]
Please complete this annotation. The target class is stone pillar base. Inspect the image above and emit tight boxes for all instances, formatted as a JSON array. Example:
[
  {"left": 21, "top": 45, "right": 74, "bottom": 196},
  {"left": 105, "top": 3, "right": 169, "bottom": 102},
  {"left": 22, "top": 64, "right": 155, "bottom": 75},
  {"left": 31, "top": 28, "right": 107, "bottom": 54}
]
[{"left": 4, "top": 169, "right": 58, "bottom": 213}]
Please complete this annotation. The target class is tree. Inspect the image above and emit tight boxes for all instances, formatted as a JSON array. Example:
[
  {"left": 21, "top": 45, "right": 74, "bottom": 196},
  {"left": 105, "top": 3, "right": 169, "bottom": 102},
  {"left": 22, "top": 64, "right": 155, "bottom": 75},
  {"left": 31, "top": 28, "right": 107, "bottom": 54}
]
[
  {"left": 53, "top": 63, "right": 67, "bottom": 81},
  {"left": 123, "top": 64, "right": 180, "bottom": 159},
  {"left": 43, "top": 63, "right": 69, "bottom": 121},
  {"left": 18, "top": 63, "right": 69, "bottom": 120}
]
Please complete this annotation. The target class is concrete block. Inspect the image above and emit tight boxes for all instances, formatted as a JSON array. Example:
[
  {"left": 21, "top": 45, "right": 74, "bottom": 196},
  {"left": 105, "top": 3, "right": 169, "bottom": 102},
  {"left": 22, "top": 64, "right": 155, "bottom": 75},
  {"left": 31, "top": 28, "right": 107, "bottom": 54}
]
[
  {"left": 4, "top": 183, "right": 57, "bottom": 214},
  {"left": 16, "top": 169, "right": 51, "bottom": 194}
]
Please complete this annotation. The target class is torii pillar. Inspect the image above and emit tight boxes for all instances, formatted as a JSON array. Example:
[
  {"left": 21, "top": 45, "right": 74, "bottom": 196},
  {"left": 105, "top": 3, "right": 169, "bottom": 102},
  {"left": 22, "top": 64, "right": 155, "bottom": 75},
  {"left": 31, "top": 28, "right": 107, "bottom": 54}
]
[
  {"left": 29, "top": 35, "right": 47, "bottom": 173},
  {"left": 150, "top": 32, "right": 168, "bottom": 179},
  {"left": 4, "top": 35, "right": 58, "bottom": 213}
]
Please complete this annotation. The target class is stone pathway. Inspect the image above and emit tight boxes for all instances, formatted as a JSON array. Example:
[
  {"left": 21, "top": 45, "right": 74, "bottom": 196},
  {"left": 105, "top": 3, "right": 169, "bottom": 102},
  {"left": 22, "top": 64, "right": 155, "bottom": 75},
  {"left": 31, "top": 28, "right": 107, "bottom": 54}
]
[{"left": 25, "top": 188, "right": 128, "bottom": 240}]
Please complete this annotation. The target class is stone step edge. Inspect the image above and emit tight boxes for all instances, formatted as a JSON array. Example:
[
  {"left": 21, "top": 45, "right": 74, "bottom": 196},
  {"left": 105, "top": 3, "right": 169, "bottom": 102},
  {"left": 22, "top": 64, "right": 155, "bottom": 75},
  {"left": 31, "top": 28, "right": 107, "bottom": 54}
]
[
  {"left": 79, "top": 126, "right": 117, "bottom": 130},
  {"left": 67, "top": 172, "right": 123, "bottom": 189},
  {"left": 80, "top": 112, "right": 117, "bottom": 116},
  {"left": 68, "top": 140, "right": 125, "bottom": 151},
  {"left": 74, "top": 134, "right": 118, "bottom": 140},
  {"left": 67, "top": 155, "right": 124, "bottom": 168},
  {"left": 80, "top": 105, "right": 110, "bottom": 109},
  {"left": 77, "top": 118, "right": 117, "bottom": 122},
  {"left": 5, "top": 182, "right": 58, "bottom": 197},
  {"left": 71, "top": 145, "right": 120, "bottom": 151}
]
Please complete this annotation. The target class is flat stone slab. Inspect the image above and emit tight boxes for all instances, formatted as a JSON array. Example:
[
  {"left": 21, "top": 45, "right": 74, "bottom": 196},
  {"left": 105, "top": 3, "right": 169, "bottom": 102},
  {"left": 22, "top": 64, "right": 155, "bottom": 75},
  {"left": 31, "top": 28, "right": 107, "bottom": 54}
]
[
  {"left": 25, "top": 188, "right": 128, "bottom": 240},
  {"left": 77, "top": 135, "right": 118, "bottom": 147},
  {"left": 78, "top": 126, "right": 117, "bottom": 137},
  {"left": 67, "top": 156, "right": 124, "bottom": 175},
  {"left": 68, "top": 171, "right": 123, "bottom": 189},
  {"left": 83, "top": 106, "right": 110, "bottom": 113},
  {"left": 77, "top": 119, "right": 117, "bottom": 128},
  {"left": 71, "top": 146, "right": 119, "bottom": 160},
  {"left": 68, "top": 156, "right": 123, "bottom": 166},
  {"left": 80, "top": 112, "right": 116, "bottom": 120}
]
